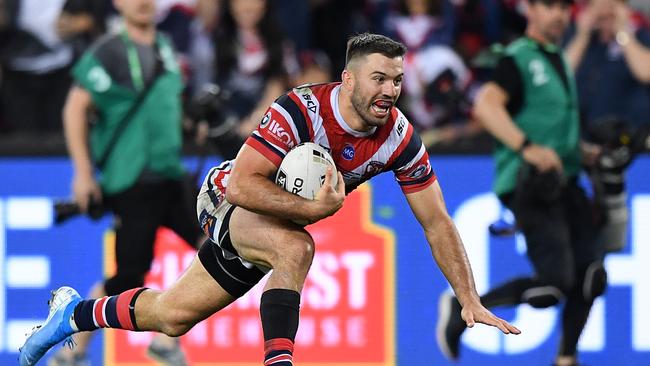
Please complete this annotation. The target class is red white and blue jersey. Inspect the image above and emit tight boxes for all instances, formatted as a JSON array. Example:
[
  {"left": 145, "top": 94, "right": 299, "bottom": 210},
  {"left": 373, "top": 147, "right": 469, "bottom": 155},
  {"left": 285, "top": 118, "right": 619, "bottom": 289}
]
[{"left": 245, "top": 82, "right": 436, "bottom": 194}]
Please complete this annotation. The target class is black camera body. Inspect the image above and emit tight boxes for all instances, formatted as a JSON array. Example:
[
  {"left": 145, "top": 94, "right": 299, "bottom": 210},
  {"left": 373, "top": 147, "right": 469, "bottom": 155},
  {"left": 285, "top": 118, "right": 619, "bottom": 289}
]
[
  {"left": 53, "top": 197, "right": 106, "bottom": 225},
  {"left": 186, "top": 83, "right": 245, "bottom": 159},
  {"left": 186, "top": 84, "right": 234, "bottom": 129}
]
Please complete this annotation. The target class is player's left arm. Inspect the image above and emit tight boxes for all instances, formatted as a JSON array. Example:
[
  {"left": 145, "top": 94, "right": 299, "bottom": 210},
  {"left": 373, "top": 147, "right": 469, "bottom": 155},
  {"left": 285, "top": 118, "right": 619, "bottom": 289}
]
[{"left": 405, "top": 182, "right": 521, "bottom": 335}]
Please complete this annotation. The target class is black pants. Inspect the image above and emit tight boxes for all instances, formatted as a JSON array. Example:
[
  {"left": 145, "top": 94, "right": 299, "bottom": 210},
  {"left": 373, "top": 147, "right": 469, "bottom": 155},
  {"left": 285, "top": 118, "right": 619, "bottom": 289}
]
[
  {"left": 102, "top": 179, "right": 201, "bottom": 296},
  {"left": 482, "top": 179, "right": 605, "bottom": 356},
  {"left": 502, "top": 179, "right": 602, "bottom": 292}
]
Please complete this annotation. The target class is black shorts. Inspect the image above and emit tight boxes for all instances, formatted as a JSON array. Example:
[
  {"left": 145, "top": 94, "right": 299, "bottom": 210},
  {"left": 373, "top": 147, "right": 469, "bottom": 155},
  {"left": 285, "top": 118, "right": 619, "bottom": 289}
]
[{"left": 198, "top": 205, "right": 267, "bottom": 298}]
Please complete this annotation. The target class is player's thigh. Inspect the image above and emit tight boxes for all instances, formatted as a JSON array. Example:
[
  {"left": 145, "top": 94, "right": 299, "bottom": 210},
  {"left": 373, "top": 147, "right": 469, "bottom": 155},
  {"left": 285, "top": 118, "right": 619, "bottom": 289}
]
[
  {"left": 228, "top": 207, "right": 314, "bottom": 269},
  {"left": 155, "top": 254, "right": 236, "bottom": 322}
]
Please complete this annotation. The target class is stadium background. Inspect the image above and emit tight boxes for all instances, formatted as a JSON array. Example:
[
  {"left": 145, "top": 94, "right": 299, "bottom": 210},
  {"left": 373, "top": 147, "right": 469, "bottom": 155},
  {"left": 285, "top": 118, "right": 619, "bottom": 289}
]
[{"left": 0, "top": 154, "right": 648, "bottom": 366}]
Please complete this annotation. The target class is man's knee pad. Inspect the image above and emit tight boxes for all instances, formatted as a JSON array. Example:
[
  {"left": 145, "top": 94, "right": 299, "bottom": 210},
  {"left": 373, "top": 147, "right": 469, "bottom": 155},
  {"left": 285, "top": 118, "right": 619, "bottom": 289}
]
[
  {"left": 583, "top": 261, "right": 607, "bottom": 301},
  {"left": 104, "top": 273, "right": 146, "bottom": 296},
  {"left": 521, "top": 286, "right": 565, "bottom": 308}
]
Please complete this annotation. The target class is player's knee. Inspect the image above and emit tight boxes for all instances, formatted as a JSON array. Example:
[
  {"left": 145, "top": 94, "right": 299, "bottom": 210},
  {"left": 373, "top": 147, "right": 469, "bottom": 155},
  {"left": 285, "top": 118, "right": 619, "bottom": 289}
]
[
  {"left": 278, "top": 232, "right": 315, "bottom": 272},
  {"left": 160, "top": 321, "right": 192, "bottom": 337},
  {"left": 157, "top": 306, "right": 195, "bottom": 337},
  {"left": 521, "top": 285, "right": 565, "bottom": 308},
  {"left": 582, "top": 261, "right": 607, "bottom": 301},
  {"left": 151, "top": 293, "right": 199, "bottom": 337}
]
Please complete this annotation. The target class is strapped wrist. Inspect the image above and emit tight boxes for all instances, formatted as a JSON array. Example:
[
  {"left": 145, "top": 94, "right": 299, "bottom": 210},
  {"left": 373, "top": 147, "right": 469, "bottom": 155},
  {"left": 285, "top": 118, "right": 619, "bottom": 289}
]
[{"left": 517, "top": 137, "right": 532, "bottom": 154}]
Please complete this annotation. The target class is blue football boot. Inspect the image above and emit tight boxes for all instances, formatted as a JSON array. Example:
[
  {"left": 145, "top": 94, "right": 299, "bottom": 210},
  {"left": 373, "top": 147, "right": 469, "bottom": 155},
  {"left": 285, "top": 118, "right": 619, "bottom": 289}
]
[{"left": 19, "top": 287, "right": 82, "bottom": 366}]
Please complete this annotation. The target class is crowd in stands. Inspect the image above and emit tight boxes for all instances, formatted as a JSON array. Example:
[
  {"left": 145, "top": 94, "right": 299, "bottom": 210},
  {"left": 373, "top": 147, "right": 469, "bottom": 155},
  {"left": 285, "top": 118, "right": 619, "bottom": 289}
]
[{"left": 0, "top": 0, "right": 648, "bottom": 155}]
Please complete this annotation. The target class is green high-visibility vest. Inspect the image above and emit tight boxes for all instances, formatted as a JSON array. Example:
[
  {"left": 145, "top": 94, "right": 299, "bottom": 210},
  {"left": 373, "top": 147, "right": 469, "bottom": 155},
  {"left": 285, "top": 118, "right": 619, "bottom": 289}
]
[
  {"left": 493, "top": 37, "right": 582, "bottom": 196},
  {"left": 72, "top": 32, "right": 185, "bottom": 195}
]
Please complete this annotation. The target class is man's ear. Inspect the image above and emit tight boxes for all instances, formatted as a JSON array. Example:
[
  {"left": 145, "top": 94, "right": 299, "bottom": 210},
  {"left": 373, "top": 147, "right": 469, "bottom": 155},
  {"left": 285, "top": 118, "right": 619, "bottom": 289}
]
[{"left": 342, "top": 69, "right": 354, "bottom": 90}]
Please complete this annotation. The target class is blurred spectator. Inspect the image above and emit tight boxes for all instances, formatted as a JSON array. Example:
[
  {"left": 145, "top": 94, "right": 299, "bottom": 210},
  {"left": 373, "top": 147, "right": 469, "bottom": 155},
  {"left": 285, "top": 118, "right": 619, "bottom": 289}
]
[
  {"left": 291, "top": 49, "right": 332, "bottom": 86},
  {"left": 566, "top": 0, "right": 650, "bottom": 131},
  {"left": 565, "top": 0, "right": 650, "bottom": 255},
  {"left": 454, "top": 0, "right": 526, "bottom": 61},
  {"left": 205, "top": 0, "right": 290, "bottom": 158},
  {"left": 0, "top": 0, "right": 18, "bottom": 51},
  {"left": 270, "top": 0, "right": 311, "bottom": 52},
  {"left": 629, "top": 0, "right": 650, "bottom": 18},
  {"left": 310, "top": 0, "right": 371, "bottom": 74},
  {"left": 383, "top": 0, "right": 457, "bottom": 47},
  {"left": 157, "top": 1, "right": 197, "bottom": 56},
  {"left": 378, "top": 0, "right": 481, "bottom": 147},
  {"left": 187, "top": 0, "right": 221, "bottom": 94},
  {"left": 0, "top": 0, "right": 104, "bottom": 134},
  {"left": 156, "top": 0, "right": 196, "bottom": 19},
  {"left": 59, "top": 0, "right": 108, "bottom": 57}
]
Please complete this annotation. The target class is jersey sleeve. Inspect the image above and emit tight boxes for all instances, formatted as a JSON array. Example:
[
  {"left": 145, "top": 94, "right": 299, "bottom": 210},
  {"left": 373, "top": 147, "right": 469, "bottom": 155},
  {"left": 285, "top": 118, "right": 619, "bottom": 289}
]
[
  {"left": 244, "top": 93, "right": 310, "bottom": 166},
  {"left": 391, "top": 126, "right": 437, "bottom": 194}
]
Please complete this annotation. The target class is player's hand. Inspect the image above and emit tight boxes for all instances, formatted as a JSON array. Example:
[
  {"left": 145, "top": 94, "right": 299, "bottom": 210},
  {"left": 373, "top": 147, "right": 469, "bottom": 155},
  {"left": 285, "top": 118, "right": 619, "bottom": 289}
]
[
  {"left": 310, "top": 168, "right": 345, "bottom": 221},
  {"left": 521, "top": 144, "right": 563, "bottom": 173},
  {"left": 460, "top": 300, "right": 521, "bottom": 335},
  {"left": 72, "top": 172, "right": 102, "bottom": 213}
]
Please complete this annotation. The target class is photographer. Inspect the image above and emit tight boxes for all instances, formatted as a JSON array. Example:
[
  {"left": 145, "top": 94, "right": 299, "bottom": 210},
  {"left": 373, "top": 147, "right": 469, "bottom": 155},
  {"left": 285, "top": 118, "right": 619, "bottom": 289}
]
[
  {"left": 437, "top": 1, "right": 606, "bottom": 366},
  {"left": 57, "top": 0, "right": 200, "bottom": 365}
]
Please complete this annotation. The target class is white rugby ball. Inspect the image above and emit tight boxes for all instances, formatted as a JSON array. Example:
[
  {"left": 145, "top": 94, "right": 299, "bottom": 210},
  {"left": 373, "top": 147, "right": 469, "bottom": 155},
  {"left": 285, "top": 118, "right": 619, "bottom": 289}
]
[{"left": 275, "top": 142, "right": 338, "bottom": 201}]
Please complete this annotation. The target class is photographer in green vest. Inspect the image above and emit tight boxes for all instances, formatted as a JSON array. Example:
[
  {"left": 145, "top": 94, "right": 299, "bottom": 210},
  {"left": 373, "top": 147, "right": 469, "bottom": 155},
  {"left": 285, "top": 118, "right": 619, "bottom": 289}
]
[
  {"left": 437, "top": 1, "right": 606, "bottom": 365},
  {"left": 56, "top": 0, "right": 200, "bottom": 365}
]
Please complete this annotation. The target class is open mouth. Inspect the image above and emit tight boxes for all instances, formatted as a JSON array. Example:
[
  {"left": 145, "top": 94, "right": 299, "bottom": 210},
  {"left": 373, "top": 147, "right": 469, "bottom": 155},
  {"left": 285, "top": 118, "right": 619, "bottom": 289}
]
[{"left": 371, "top": 100, "right": 392, "bottom": 117}]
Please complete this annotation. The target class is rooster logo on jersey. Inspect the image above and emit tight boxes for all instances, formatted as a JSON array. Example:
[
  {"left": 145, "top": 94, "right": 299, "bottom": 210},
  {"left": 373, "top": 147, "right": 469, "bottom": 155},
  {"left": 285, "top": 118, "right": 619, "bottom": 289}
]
[{"left": 364, "top": 161, "right": 385, "bottom": 179}]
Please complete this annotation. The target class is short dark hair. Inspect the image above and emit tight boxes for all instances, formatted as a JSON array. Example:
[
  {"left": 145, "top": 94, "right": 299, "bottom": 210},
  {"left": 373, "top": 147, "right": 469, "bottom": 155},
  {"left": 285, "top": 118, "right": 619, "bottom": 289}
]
[{"left": 345, "top": 33, "right": 407, "bottom": 67}]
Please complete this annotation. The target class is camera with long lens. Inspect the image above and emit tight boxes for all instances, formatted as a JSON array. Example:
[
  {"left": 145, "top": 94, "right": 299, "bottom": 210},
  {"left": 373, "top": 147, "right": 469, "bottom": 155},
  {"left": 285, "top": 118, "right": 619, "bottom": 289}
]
[
  {"left": 186, "top": 83, "right": 244, "bottom": 159},
  {"left": 587, "top": 117, "right": 649, "bottom": 170},
  {"left": 586, "top": 117, "right": 650, "bottom": 252},
  {"left": 53, "top": 196, "right": 106, "bottom": 225}
]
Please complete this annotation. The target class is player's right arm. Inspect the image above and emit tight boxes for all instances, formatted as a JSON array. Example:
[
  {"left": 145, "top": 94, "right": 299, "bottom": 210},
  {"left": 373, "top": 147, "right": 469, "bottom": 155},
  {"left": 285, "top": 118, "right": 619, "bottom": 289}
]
[
  {"left": 405, "top": 181, "right": 520, "bottom": 335},
  {"left": 226, "top": 144, "right": 344, "bottom": 223},
  {"left": 63, "top": 85, "right": 102, "bottom": 212}
]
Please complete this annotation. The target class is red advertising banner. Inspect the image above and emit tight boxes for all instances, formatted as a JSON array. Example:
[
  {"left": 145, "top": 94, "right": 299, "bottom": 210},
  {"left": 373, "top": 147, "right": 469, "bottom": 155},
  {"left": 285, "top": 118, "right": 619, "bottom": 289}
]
[{"left": 104, "top": 183, "right": 395, "bottom": 365}]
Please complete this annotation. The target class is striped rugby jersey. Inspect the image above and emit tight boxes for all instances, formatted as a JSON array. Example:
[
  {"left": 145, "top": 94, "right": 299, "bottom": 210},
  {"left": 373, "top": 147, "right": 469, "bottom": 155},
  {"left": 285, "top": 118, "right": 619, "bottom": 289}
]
[{"left": 245, "top": 82, "right": 436, "bottom": 194}]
